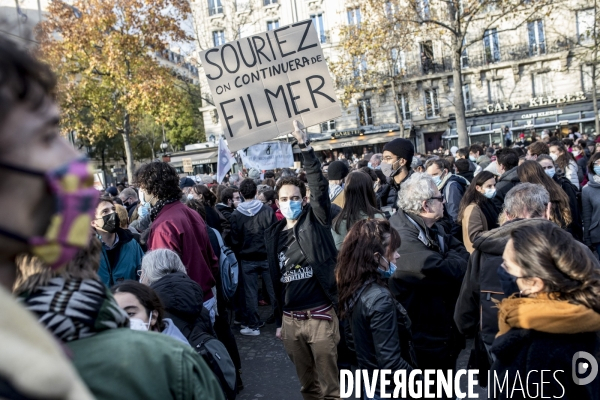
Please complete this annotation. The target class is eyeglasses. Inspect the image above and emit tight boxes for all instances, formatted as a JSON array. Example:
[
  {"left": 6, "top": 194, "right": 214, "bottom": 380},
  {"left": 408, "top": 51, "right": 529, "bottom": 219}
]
[{"left": 428, "top": 196, "right": 444, "bottom": 203}]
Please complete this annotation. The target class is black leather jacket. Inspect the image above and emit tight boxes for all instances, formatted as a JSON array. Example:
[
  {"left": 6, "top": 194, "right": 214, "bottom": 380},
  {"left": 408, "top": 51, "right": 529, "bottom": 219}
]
[
  {"left": 265, "top": 148, "right": 338, "bottom": 327},
  {"left": 345, "top": 282, "right": 417, "bottom": 379}
]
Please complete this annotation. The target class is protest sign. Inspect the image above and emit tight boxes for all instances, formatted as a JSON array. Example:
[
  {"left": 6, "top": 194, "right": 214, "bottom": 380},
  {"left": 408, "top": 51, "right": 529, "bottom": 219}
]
[
  {"left": 200, "top": 19, "right": 341, "bottom": 152},
  {"left": 238, "top": 142, "right": 294, "bottom": 170},
  {"left": 217, "top": 137, "right": 235, "bottom": 183},
  {"left": 182, "top": 158, "right": 193, "bottom": 173}
]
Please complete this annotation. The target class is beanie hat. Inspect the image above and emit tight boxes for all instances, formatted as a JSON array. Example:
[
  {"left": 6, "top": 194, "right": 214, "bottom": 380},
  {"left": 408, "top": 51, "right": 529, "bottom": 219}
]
[
  {"left": 106, "top": 186, "right": 118, "bottom": 196},
  {"left": 179, "top": 177, "right": 195, "bottom": 189},
  {"left": 383, "top": 138, "right": 414, "bottom": 166},
  {"left": 328, "top": 161, "right": 349, "bottom": 181},
  {"left": 248, "top": 168, "right": 261, "bottom": 180}
]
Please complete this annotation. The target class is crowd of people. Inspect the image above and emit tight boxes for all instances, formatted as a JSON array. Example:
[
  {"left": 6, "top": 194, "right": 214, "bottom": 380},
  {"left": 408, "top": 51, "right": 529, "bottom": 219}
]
[{"left": 2, "top": 36, "right": 600, "bottom": 400}]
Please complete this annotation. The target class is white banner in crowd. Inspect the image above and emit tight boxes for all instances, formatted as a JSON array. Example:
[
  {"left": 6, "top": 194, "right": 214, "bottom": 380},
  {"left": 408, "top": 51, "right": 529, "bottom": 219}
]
[
  {"left": 217, "top": 137, "right": 235, "bottom": 183},
  {"left": 238, "top": 142, "right": 294, "bottom": 170},
  {"left": 200, "top": 19, "right": 341, "bottom": 152}
]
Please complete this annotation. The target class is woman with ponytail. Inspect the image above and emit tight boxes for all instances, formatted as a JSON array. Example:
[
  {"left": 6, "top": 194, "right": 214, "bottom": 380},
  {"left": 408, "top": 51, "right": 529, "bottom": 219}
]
[{"left": 492, "top": 223, "right": 600, "bottom": 399}]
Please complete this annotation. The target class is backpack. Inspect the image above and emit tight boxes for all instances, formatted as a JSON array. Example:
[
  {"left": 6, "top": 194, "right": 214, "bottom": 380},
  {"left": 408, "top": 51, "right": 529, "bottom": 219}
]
[
  {"left": 184, "top": 325, "right": 237, "bottom": 400},
  {"left": 211, "top": 228, "right": 239, "bottom": 302}
]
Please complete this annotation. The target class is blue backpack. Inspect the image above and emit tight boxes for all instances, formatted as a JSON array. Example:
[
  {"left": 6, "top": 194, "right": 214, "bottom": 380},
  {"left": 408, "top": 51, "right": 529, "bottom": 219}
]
[{"left": 211, "top": 228, "right": 239, "bottom": 302}]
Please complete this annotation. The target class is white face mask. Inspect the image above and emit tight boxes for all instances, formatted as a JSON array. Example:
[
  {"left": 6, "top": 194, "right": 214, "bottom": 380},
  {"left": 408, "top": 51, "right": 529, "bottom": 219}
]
[
  {"left": 129, "top": 311, "right": 153, "bottom": 331},
  {"left": 550, "top": 153, "right": 558, "bottom": 161},
  {"left": 187, "top": 194, "right": 194, "bottom": 200},
  {"left": 572, "top": 151, "right": 580, "bottom": 157}
]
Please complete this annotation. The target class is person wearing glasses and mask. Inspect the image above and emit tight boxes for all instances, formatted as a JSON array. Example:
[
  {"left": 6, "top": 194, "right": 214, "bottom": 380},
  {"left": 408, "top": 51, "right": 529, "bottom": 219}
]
[
  {"left": 388, "top": 173, "right": 469, "bottom": 397},
  {"left": 380, "top": 138, "right": 415, "bottom": 213},
  {"left": 92, "top": 196, "right": 144, "bottom": 287}
]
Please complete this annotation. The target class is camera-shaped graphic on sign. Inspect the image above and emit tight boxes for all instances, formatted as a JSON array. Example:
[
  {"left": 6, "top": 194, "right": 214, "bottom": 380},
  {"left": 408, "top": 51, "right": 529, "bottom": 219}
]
[{"left": 572, "top": 351, "right": 599, "bottom": 385}]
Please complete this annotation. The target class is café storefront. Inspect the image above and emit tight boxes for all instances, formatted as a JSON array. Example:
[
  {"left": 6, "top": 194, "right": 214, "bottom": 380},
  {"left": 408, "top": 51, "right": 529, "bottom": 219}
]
[{"left": 444, "top": 92, "right": 598, "bottom": 148}]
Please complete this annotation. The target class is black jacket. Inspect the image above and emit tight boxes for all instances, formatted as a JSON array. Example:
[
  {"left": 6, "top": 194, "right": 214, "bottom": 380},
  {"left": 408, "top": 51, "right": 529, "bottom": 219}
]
[
  {"left": 230, "top": 202, "right": 277, "bottom": 261},
  {"left": 151, "top": 272, "right": 214, "bottom": 336},
  {"left": 265, "top": 148, "right": 338, "bottom": 327},
  {"left": 554, "top": 175, "right": 583, "bottom": 241},
  {"left": 389, "top": 210, "right": 469, "bottom": 367},
  {"left": 491, "top": 329, "right": 600, "bottom": 399},
  {"left": 493, "top": 166, "right": 520, "bottom": 209},
  {"left": 216, "top": 203, "right": 234, "bottom": 222},
  {"left": 457, "top": 170, "right": 474, "bottom": 183},
  {"left": 383, "top": 171, "right": 413, "bottom": 211},
  {"left": 346, "top": 283, "right": 416, "bottom": 385}
]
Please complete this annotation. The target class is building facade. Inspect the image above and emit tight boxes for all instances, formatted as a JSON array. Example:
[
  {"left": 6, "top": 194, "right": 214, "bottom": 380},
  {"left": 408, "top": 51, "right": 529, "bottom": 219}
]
[{"left": 191, "top": 0, "right": 599, "bottom": 157}]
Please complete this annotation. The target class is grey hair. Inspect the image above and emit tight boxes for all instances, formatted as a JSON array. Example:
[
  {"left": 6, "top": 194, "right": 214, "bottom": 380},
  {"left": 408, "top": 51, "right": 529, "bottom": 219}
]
[
  {"left": 141, "top": 249, "right": 187, "bottom": 285},
  {"left": 229, "top": 174, "right": 240, "bottom": 183},
  {"left": 119, "top": 187, "right": 138, "bottom": 201},
  {"left": 504, "top": 183, "right": 549, "bottom": 219},
  {"left": 397, "top": 172, "right": 437, "bottom": 213}
]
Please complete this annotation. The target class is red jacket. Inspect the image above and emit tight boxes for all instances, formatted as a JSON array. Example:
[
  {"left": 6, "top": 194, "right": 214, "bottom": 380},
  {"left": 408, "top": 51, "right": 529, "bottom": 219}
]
[{"left": 148, "top": 201, "right": 218, "bottom": 300}]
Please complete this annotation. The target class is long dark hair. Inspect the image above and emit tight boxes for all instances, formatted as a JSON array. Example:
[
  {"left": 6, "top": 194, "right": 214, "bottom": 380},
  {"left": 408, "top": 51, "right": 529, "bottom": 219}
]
[
  {"left": 193, "top": 184, "right": 217, "bottom": 207},
  {"left": 336, "top": 219, "right": 401, "bottom": 319},
  {"left": 333, "top": 171, "right": 382, "bottom": 234},
  {"left": 510, "top": 224, "right": 600, "bottom": 313},
  {"left": 112, "top": 281, "right": 166, "bottom": 332},
  {"left": 457, "top": 171, "right": 496, "bottom": 224},
  {"left": 549, "top": 142, "right": 575, "bottom": 171},
  {"left": 517, "top": 161, "right": 572, "bottom": 227}
]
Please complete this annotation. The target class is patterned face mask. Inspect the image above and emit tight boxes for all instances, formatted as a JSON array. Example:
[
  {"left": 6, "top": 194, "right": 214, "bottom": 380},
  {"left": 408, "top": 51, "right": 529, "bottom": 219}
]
[{"left": 0, "top": 158, "right": 98, "bottom": 270}]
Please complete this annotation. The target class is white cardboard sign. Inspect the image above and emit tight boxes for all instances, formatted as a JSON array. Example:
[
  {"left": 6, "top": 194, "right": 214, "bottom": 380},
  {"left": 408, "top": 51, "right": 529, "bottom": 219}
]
[
  {"left": 238, "top": 142, "right": 294, "bottom": 170},
  {"left": 200, "top": 19, "right": 341, "bottom": 152}
]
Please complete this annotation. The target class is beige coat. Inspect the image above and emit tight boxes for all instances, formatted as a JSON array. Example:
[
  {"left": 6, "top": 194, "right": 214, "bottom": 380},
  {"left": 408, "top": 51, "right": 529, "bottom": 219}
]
[{"left": 462, "top": 203, "right": 488, "bottom": 253}]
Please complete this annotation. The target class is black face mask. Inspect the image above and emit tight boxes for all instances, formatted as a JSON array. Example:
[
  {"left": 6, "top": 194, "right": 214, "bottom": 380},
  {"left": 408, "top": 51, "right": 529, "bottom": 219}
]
[
  {"left": 100, "top": 212, "right": 119, "bottom": 233},
  {"left": 497, "top": 265, "right": 521, "bottom": 296}
]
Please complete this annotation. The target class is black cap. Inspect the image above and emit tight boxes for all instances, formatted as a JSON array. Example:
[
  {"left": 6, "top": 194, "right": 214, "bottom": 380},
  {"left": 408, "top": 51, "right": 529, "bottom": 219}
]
[
  {"left": 383, "top": 138, "right": 415, "bottom": 166},
  {"left": 327, "top": 161, "right": 349, "bottom": 180},
  {"left": 179, "top": 177, "right": 195, "bottom": 189}
]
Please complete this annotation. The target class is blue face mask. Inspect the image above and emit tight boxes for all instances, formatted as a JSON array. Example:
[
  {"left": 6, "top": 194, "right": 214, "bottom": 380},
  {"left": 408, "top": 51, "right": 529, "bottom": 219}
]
[
  {"left": 497, "top": 265, "right": 521, "bottom": 296},
  {"left": 139, "top": 202, "right": 151, "bottom": 219},
  {"left": 469, "top": 155, "right": 477, "bottom": 162},
  {"left": 594, "top": 166, "right": 600, "bottom": 176},
  {"left": 368, "top": 162, "right": 373, "bottom": 168},
  {"left": 484, "top": 188, "right": 496, "bottom": 199},
  {"left": 545, "top": 167, "right": 556, "bottom": 179},
  {"left": 377, "top": 255, "right": 397, "bottom": 278},
  {"left": 280, "top": 200, "right": 303, "bottom": 220},
  {"left": 432, "top": 175, "right": 443, "bottom": 187}
]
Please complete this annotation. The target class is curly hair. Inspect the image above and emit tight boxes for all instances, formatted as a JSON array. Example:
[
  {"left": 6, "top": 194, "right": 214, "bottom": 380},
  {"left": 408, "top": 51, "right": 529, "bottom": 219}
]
[
  {"left": 275, "top": 177, "right": 306, "bottom": 198},
  {"left": 133, "top": 162, "right": 181, "bottom": 201}
]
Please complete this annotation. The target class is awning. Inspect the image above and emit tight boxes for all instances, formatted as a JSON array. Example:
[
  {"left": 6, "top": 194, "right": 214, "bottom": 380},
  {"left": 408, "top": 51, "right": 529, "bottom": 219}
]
[
  {"left": 170, "top": 151, "right": 218, "bottom": 166},
  {"left": 311, "top": 132, "right": 400, "bottom": 151}
]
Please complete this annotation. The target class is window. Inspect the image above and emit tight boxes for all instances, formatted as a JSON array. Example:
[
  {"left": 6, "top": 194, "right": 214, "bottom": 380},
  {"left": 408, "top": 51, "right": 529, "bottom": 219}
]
[
  {"left": 392, "top": 48, "right": 406, "bottom": 76},
  {"left": 311, "top": 14, "right": 326, "bottom": 44},
  {"left": 582, "top": 65, "right": 594, "bottom": 92},
  {"left": 418, "top": 0, "right": 431, "bottom": 19},
  {"left": 263, "top": 0, "right": 277, "bottom": 5},
  {"left": 425, "top": 89, "right": 440, "bottom": 118},
  {"left": 213, "top": 30, "right": 225, "bottom": 47},
  {"left": 347, "top": 7, "right": 361, "bottom": 25},
  {"left": 534, "top": 73, "right": 552, "bottom": 97},
  {"left": 420, "top": 41, "right": 434, "bottom": 74},
  {"left": 267, "top": 20, "right": 279, "bottom": 31},
  {"left": 358, "top": 99, "right": 373, "bottom": 126},
  {"left": 487, "top": 80, "right": 504, "bottom": 102},
  {"left": 353, "top": 55, "right": 367, "bottom": 77},
  {"left": 528, "top": 20, "right": 546, "bottom": 56},
  {"left": 398, "top": 94, "right": 411, "bottom": 120},
  {"left": 208, "top": 0, "right": 223, "bottom": 16},
  {"left": 577, "top": 9, "right": 596, "bottom": 43},
  {"left": 321, "top": 120, "right": 336, "bottom": 132},
  {"left": 239, "top": 24, "right": 252, "bottom": 38},
  {"left": 483, "top": 28, "right": 500, "bottom": 63},
  {"left": 236, "top": 0, "right": 250, "bottom": 11},
  {"left": 462, "top": 84, "right": 472, "bottom": 111},
  {"left": 461, "top": 38, "right": 469, "bottom": 68}
]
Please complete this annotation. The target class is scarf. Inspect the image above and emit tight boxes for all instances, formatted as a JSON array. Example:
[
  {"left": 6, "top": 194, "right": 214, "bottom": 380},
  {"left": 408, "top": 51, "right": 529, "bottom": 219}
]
[
  {"left": 20, "top": 277, "right": 129, "bottom": 342},
  {"left": 479, "top": 198, "right": 500, "bottom": 230},
  {"left": 150, "top": 197, "right": 180, "bottom": 222},
  {"left": 437, "top": 172, "right": 453, "bottom": 190},
  {"left": 496, "top": 292, "right": 600, "bottom": 337},
  {"left": 593, "top": 174, "right": 600, "bottom": 184},
  {"left": 329, "top": 183, "right": 343, "bottom": 201}
]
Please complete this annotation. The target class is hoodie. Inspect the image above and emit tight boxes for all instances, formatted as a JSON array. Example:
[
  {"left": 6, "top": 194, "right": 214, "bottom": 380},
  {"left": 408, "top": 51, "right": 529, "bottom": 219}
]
[
  {"left": 493, "top": 166, "right": 520, "bottom": 209},
  {"left": 230, "top": 200, "right": 278, "bottom": 260},
  {"left": 162, "top": 318, "right": 190, "bottom": 345}
]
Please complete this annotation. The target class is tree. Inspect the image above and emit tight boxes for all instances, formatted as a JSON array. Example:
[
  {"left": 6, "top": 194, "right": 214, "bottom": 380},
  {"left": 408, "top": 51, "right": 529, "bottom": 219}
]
[
  {"left": 329, "top": 4, "right": 413, "bottom": 137},
  {"left": 37, "top": 0, "right": 193, "bottom": 182}
]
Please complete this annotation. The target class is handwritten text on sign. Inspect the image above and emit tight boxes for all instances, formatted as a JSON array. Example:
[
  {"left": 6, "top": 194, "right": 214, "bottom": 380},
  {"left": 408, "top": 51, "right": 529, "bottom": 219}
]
[{"left": 200, "top": 20, "right": 341, "bottom": 152}]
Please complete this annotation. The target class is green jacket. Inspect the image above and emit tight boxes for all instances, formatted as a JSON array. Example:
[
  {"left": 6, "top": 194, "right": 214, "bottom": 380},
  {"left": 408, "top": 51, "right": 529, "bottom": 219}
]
[
  {"left": 331, "top": 212, "right": 386, "bottom": 250},
  {"left": 66, "top": 328, "right": 225, "bottom": 400}
]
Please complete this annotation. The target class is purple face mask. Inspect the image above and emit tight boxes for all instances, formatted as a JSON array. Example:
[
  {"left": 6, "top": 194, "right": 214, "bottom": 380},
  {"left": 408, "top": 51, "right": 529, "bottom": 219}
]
[{"left": 0, "top": 158, "right": 98, "bottom": 270}]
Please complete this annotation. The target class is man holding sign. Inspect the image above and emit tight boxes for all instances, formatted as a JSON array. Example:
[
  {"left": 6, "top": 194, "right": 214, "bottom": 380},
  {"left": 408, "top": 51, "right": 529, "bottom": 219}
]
[
  {"left": 265, "top": 120, "right": 340, "bottom": 400},
  {"left": 200, "top": 20, "right": 341, "bottom": 151}
]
